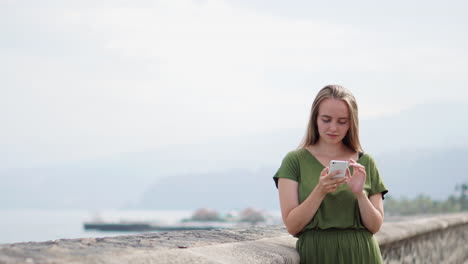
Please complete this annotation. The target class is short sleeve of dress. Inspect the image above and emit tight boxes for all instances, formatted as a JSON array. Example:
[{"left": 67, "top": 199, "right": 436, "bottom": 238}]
[
  {"left": 367, "top": 155, "right": 388, "bottom": 199},
  {"left": 273, "top": 151, "right": 300, "bottom": 189}
]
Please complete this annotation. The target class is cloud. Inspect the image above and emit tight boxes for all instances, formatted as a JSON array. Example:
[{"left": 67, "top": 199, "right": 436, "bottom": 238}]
[{"left": 2, "top": 0, "right": 468, "bottom": 167}]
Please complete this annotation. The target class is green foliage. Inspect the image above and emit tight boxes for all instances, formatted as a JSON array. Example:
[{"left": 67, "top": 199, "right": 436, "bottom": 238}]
[
  {"left": 384, "top": 182, "right": 467, "bottom": 215},
  {"left": 455, "top": 183, "right": 468, "bottom": 211}
]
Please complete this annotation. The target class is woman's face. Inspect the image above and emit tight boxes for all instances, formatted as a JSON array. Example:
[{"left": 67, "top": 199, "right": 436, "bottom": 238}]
[{"left": 316, "top": 98, "right": 350, "bottom": 145}]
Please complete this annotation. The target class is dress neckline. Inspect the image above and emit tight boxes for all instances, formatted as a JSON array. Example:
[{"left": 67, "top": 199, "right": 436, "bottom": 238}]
[{"left": 302, "top": 147, "right": 364, "bottom": 168}]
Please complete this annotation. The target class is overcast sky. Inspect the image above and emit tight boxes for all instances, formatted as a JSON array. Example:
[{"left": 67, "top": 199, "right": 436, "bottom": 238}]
[{"left": 3, "top": 0, "right": 468, "bottom": 168}]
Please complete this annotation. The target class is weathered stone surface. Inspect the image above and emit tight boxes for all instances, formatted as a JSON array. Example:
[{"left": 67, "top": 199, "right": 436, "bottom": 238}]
[
  {"left": 380, "top": 217, "right": 468, "bottom": 264},
  {"left": 0, "top": 226, "right": 291, "bottom": 264},
  {"left": 375, "top": 213, "right": 468, "bottom": 245},
  {"left": 0, "top": 213, "right": 466, "bottom": 264}
]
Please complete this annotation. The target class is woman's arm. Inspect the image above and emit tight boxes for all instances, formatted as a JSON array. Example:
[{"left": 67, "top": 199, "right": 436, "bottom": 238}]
[
  {"left": 355, "top": 192, "right": 384, "bottom": 234},
  {"left": 278, "top": 168, "right": 347, "bottom": 236},
  {"left": 347, "top": 160, "right": 384, "bottom": 233},
  {"left": 278, "top": 178, "right": 325, "bottom": 236}
]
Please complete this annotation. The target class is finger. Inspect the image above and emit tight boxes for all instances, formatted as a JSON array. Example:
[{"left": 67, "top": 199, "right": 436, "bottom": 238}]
[
  {"left": 329, "top": 170, "right": 342, "bottom": 177},
  {"left": 334, "top": 177, "right": 348, "bottom": 184},
  {"left": 332, "top": 177, "right": 347, "bottom": 186},
  {"left": 354, "top": 166, "right": 365, "bottom": 173},
  {"left": 349, "top": 161, "right": 365, "bottom": 169},
  {"left": 346, "top": 168, "right": 351, "bottom": 177},
  {"left": 358, "top": 167, "right": 367, "bottom": 175},
  {"left": 326, "top": 183, "right": 337, "bottom": 191},
  {"left": 332, "top": 175, "right": 347, "bottom": 182},
  {"left": 328, "top": 180, "right": 337, "bottom": 186},
  {"left": 349, "top": 162, "right": 364, "bottom": 169},
  {"left": 320, "top": 167, "right": 329, "bottom": 176}
]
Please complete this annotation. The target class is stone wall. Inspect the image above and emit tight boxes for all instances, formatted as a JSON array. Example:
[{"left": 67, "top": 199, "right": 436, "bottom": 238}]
[
  {"left": 379, "top": 214, "right": 468, "bottom": 263},
  {"left": 0, "top": 213, "right": 466, "bottom": 264}
]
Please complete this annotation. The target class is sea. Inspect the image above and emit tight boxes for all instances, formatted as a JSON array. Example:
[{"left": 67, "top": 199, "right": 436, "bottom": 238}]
[{"left": 0, "top": 209, "right": 282, "bottom": 244}]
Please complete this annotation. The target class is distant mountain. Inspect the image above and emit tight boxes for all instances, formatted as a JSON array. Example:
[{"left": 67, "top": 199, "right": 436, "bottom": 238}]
[
  {"left": 360, "top": 101, "right": 468, "bottom": 154},
  {"left": 138, "top": 147, "right": 468, "bottom": 210},
  {"left": 138, "top": 167, "right": 278, "bottom": 210},
  {"left": 0, "top": 163, "right": 153, "bottom": 209},
  {"left": 1, "top": 101, "right": 467, "bottom": 209},
  {"left": 0, "top": 128, "right": 300, "bottom": 209},
  {"left": 375, "top": 147, "right": 468, "bottom": 200}
]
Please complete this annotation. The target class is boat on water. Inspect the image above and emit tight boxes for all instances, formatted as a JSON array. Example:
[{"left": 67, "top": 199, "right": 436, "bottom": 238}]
[
  {"left": 84, "top": 222, "right": 156, "bottom": 231},
  {"left": 83, "top": 221, "right": 239, "bottom": 232},
  {"left": 83, "top": 207, "right": 275, "bottom": 232}
]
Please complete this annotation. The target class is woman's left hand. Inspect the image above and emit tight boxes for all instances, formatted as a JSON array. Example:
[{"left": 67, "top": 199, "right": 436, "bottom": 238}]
[{"left": 346, "top": 159, "right": 366, "bottom": 194}]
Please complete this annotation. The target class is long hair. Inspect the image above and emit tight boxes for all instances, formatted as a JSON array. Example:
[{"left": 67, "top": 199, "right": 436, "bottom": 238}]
[{"left": 298, "top": 85, "right": 363, "bottom": 152}]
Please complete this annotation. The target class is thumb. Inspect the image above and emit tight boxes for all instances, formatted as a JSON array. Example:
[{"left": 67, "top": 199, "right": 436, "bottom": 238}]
[
  {"left": 346, "top": 168, "right": 351, "bottom": 177},
  {"left": 320, "top": 167, "right": 329, "bottom": 176}
]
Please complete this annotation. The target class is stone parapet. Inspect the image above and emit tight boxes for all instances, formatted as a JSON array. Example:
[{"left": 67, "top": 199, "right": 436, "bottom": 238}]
[
  {"left": 379, "top": 213, "right": 468, "bottom": 263},
  {"left": 0, "top": 213, "right": 467, "bottom": 264}
]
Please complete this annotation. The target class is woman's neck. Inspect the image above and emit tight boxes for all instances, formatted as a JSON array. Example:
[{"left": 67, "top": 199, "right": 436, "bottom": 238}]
[{"left": 311, "top": 140, "right": 348, "bottom": 157}]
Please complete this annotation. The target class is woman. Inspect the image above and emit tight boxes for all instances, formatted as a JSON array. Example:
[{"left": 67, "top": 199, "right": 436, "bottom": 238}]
[{"left": 273, "top": 85, "right": 388, "bottom": 263}]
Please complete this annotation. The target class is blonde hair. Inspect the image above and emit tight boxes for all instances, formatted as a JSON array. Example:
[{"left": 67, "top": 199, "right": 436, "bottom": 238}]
[{"left": 298, "top": 85, "right": 363, "bottom": 152}]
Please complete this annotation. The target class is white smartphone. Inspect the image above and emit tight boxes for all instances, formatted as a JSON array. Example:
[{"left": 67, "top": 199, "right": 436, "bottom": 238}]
[{"left": 329, "top": 160, "right": 349, "bottom": 179}]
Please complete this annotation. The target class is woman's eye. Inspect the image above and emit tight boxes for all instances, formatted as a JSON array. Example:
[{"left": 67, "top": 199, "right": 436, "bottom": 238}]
[
  {"left": 339, "top": 121, "right": 347, "bottom": 125},
  {"left": 322, "top": 119, "right": 331, "bottom": 123}
]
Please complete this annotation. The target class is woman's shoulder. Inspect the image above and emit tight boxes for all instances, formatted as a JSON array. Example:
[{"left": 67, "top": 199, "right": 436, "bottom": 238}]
[
  {"left": 358, "top": 152, "right": 379, "bottom": 167},
  {"left": 282, "top": 148, "right": 307, "bottom": 162}
]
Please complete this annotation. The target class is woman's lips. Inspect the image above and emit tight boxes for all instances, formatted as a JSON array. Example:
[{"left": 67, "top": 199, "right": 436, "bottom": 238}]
[{"left": 327, "top": 134, "right": 338, "bottom": 138}]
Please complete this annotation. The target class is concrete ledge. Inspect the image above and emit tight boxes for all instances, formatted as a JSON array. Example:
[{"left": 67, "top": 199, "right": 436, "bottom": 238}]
[
  {"left": 378, "top": 213, "right": 468, "bottom": 263},
  {"left": 1, "top": 213, "right": 467, "bottom": 264},
  {"left": 375, "top": 212, "right": 468, "bottom": 245}
]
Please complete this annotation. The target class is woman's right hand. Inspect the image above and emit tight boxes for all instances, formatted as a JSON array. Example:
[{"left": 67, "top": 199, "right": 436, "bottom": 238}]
[{"left": 316, "top": 167, "right": 349, "bottom": 196}]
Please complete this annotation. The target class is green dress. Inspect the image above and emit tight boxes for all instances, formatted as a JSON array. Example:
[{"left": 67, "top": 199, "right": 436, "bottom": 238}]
[{"left": 273, "top": 148, "right": 388, "bottom": 264}]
